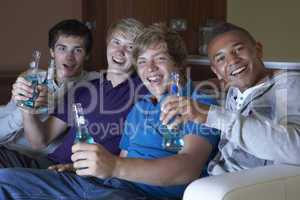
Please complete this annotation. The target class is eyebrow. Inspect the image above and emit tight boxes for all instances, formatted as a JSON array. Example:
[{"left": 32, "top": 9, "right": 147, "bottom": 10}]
[
  {"left": 212, "top": 42, "right": 244, "bottom": 60},
  {"left": 138, "top": 51, "right": 169, "bottom": 60},
  {"left": 55, "top": 44, "right": 84, "bottom": 49}
]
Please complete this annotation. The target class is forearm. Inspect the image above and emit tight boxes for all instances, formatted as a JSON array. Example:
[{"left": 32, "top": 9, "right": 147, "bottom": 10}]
[
  {"left": 206, "top": 105, "right": 300, "bottom": 164},
  {"left": 114, "top": 154, "right": 202, "bottom": 186},
  {"left": 0, "top": 109, "right": 23, "bottom": 143},
  {"left": 113, "top": 135, "right": 211, "bottom": 186},
  {"left": 22, "top": 112, "right": 49, "bottom": 149}
]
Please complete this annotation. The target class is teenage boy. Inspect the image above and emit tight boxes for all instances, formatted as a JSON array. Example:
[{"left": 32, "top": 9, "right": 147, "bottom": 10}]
[
  {"left": 0, "top": 23, "right": 218, "bottom": 200},
  {"left": 1, "top": 19, "right": 99, "bottom": 157},
  {"left": 160, "top": 22, "right": 300, "bottom": 175}
]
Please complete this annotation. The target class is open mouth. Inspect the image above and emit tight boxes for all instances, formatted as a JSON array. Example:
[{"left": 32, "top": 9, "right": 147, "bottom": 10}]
[
  {"left": 147, "top": 74, "right": 163, "bottom": 85},
  {"left": 63, "top": 64, "right": 76, "bottom": 70},
  {"left": 112, "top": 56, "right": 126, "bottom": 65},
  {"left": 231, "top": 65, "right": 247, "bottom": 76}
]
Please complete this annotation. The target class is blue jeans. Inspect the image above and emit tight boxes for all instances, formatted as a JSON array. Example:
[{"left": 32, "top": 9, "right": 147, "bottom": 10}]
[{"left": 0, "top": 168, "right": 152, "bottom": 200}]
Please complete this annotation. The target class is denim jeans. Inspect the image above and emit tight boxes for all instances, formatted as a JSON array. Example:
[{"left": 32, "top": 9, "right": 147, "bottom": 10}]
[
  {"left": 0, "top": 147, "right": 152, "bottom": 200},
  {"left": 0, "top": 168, "right": 152, "bottom": 200}
]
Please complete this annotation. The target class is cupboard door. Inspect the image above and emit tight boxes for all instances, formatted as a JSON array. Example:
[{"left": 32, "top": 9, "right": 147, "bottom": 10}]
[{"left": 82, "top": 0, "right": 226, "bottom": 80}]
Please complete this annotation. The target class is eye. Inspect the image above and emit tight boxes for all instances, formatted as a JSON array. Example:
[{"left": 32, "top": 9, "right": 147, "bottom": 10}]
[
  {"left": 235, "top": 45, "right": 244, "bottom": 54},
  {"left": 74, "top": 48, "right": 84, "bottom": 54},
  {"left": 214, "top": 55, "right": 225, "bottom": 65},
  {"left": 56, "top": 46, "right": 66, "bottom": 52},
  {"left": 215, "top": 55, "right": 225, "bottom": 64},
  {"left": 137, "top": 59, "right": 146, "bottom": 66},
  {"left": 157, "top": 56, "right": 169, "bottom": 63},
  {"left": 112, "top": 39, "right": 120, "bottom": 46},
  {"left": 127, "top": 45, "right": 134, "bottom": 52}
]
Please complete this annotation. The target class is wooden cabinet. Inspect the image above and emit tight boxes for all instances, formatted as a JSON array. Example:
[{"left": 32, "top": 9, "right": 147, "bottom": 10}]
[
  {"left": 82, "top": 0, "right": 226, "bottom": 74},
  {"left": 0, "top": 72, "right": 18, "bottom": 105}
]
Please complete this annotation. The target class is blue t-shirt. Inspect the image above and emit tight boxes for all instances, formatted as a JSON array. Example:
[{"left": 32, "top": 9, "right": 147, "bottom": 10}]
[
  {"left": 48, "top": 72, "right": 148, "bottom": 164},
  {"left": 119, "top": 81, "right": 220, "bottom": 199}
]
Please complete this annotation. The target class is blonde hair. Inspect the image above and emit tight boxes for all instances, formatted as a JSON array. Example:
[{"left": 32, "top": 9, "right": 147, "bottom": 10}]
[
  {"left": 132, "top": 23, "right": 187, "bottom": 68},
  {"left": 106, "top": 18, "right": 144, "bottom": 43}
]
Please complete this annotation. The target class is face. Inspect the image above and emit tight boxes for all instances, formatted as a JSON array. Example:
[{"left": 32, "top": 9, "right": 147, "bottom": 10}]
[
  {"left": 106, "top": 31, "right": 135, "bottom": 74},
  {"left": 50, "top": 35, "right": 87, "bottom": 83},
  {"left": 136, "top": 42, "right": 177, "bottom": 99},
  {"left": 208, "top": 31, "right": 267, "bottom": 91}
]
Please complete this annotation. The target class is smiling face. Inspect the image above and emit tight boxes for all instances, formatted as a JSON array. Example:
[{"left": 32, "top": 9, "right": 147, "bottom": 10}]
[
  {"left": 136, "top": 42, "right": 177, "bottom": 99},
  {"left": 208, "top": 31, "right": 268, "bottom": 91},
  {"left": 106, "top": 31, "right": 135, "bottom": 74},
  {"left": 50, "top": 35, "right": 87, "bottom": 83}
]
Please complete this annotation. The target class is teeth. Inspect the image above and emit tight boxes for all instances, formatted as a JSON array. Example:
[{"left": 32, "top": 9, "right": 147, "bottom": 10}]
[
  {"left": 231, "top": 66, "right": 246, "bottom": 76},
  {"left": 113, "top": 57, "right": 125, "bottom": 64},
  {"left": 63, "top": 64, "right": 75, "bottom": 68},
  {"left": 147, "top": 75, "right": 162, "bottom": 83}
]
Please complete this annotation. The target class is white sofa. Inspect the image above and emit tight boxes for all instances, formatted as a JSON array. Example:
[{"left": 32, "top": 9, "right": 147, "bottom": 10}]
[{"left": 183, "top": 165, "right": 300, "bottom": 200}]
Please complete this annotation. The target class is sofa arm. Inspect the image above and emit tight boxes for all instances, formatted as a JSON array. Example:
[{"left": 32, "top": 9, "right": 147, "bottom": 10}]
[{"left": 183, "top": 165, "right": 300, "bottom": 200}]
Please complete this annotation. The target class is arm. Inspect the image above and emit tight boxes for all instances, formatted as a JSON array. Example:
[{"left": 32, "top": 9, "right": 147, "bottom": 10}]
[
  {"left": 115, "top": 135, "right": 212, "bottom": 186},
  {"left": 206, "top": 105, "right": 300, "bottom": 164},
  {"left": 12, "top": 76, "right": 68, "bottom": 149},
  {"left": 71, "top": 134, "right": 212, "bottom": 186},
  {"left": 0, "top": 101, "right": 23, "bottom": 143},
  {"left": 22, "top": 113, "right": 67, "bottom": 149}
]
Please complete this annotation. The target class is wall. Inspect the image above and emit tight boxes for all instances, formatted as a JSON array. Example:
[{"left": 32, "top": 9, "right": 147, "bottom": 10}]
[
  {"left": 0, "top": 0, "right": 82, "bottom": 72},
  {"left": 0, "top": 0, "right": 81, "bottom": 104},
  {"left": 82, "top": 0, "right": 227, "bottom": 70},
  {"left": 227, "top": 0, "right": 300, "bottom": 60}
]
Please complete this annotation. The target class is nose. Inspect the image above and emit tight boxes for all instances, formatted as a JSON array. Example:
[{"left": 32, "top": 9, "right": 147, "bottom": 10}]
[
  {"left": 116, "top": 45, "right": 126, "bottom": 56},
  {"left": 66, "top": 51, "right": 75, "bottom": 61},
  {"left": 227, "top": 51, "right": 239, "bottom": 66},
  {"left": 147, "top": 60, "right": 158, "bottom": 72}
]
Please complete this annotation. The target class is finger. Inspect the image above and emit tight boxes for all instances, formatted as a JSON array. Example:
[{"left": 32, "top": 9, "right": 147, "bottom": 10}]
[
  {"left": 75, "top": 167, "right": 91, "bottom": 176},
  {"left": 58, "top": 164, "right": 74, "bottom": 172},
  {"left": 73, "top": 159, "right": 91, "bottom": 171},
  {"left": 72, "top": 143, "right": 98, "bottom": 153},
  {"left": 48, "top": 164, "right": 62, "bottom": 171},
  {"left": 35, "top": 95, "right": 48, "bottom": 107},
  {"left": 161, "top": 96, "right": 177, "bottom": 111},
  {"left": 12, "top": 82, "right": 34, "bottom": 98},
  {"left": 37, "top": 85, "right": 48, "bottom": 95},
  {"left": 161, "top": 108, "right": 179, "bottom": 126},
  {"left": 167, "top": 115, "right": 184, "bottom": 130},
  {"left": 48, "top": 165, "right": 57, "bottom": 170},
  {"left": 71, "top": 150, "right": 93, "bottom": 163},
  {"left": 16, "top": 76, "right": 32, "bottom": 86}
]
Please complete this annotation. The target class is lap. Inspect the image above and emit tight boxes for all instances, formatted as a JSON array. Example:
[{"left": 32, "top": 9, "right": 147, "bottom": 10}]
[
  {"left": 0, "top": 168, "right": 153, "bottom": 200},
  {"left": 0, "top": 146, "right": 53, "bottom": 168}
]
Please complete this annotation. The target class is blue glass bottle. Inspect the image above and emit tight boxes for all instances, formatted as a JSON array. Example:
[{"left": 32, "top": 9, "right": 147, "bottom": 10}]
[
  {"left": 73, "top": 103, "right": 95, "bottom": 144},
  {"left": 39, "top": 58, "right": 56, "bottom": 114},
  {"left": 17, "top": 50, "right": 43, "bottom": 109},
  {"left": 161, "top": 72, "right": 184, "bottom": 152}
]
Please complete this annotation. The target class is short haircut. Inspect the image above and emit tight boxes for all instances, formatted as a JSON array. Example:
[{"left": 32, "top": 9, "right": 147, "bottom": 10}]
[
  {"left": 106, "top": 18, "right": 144, "bottom": 44},
  {"left": 208, "top": 22, "right": 256, "bottom": 46},
  {"left": 132, "top": 23, "right": 188, "bottom": 68},
  {"left": 48, "top": 19, "right": 93, "bottom": 54}
]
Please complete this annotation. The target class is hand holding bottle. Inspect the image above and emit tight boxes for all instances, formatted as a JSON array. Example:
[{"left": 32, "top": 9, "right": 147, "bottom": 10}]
[
  {"left": 12, "top": 75, "right": 48, "bottom": 112},
  {"left": 160, "top": 95, "right": 210, "bottom": 127}
]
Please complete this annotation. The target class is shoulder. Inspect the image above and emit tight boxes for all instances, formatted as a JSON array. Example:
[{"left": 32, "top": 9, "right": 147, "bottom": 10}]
[
  {"left": 273, "top": 70, "right": 300, "bottom": 87},
  {"left": 84, "top": 71, "right": 101, "bottom": 81}
]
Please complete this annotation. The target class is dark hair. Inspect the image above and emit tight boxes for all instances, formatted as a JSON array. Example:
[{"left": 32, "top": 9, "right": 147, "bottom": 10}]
[
  {"left": 48, "top": 19, "right": 93, "bottom": 54},
  {"left": 208, "top": 22, "right": 256, "bottom": 46}
]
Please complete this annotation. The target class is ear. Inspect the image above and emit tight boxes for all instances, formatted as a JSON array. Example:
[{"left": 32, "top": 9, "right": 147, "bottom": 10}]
[
  {"left": 50, "top": 48, "right": 54, "bottom": 58},
  {"left": 210, "top": 65, "right": 223, "bottom": 80},
  {"left": 255, "top": 41, "right": 263, "bottom": 59}
]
